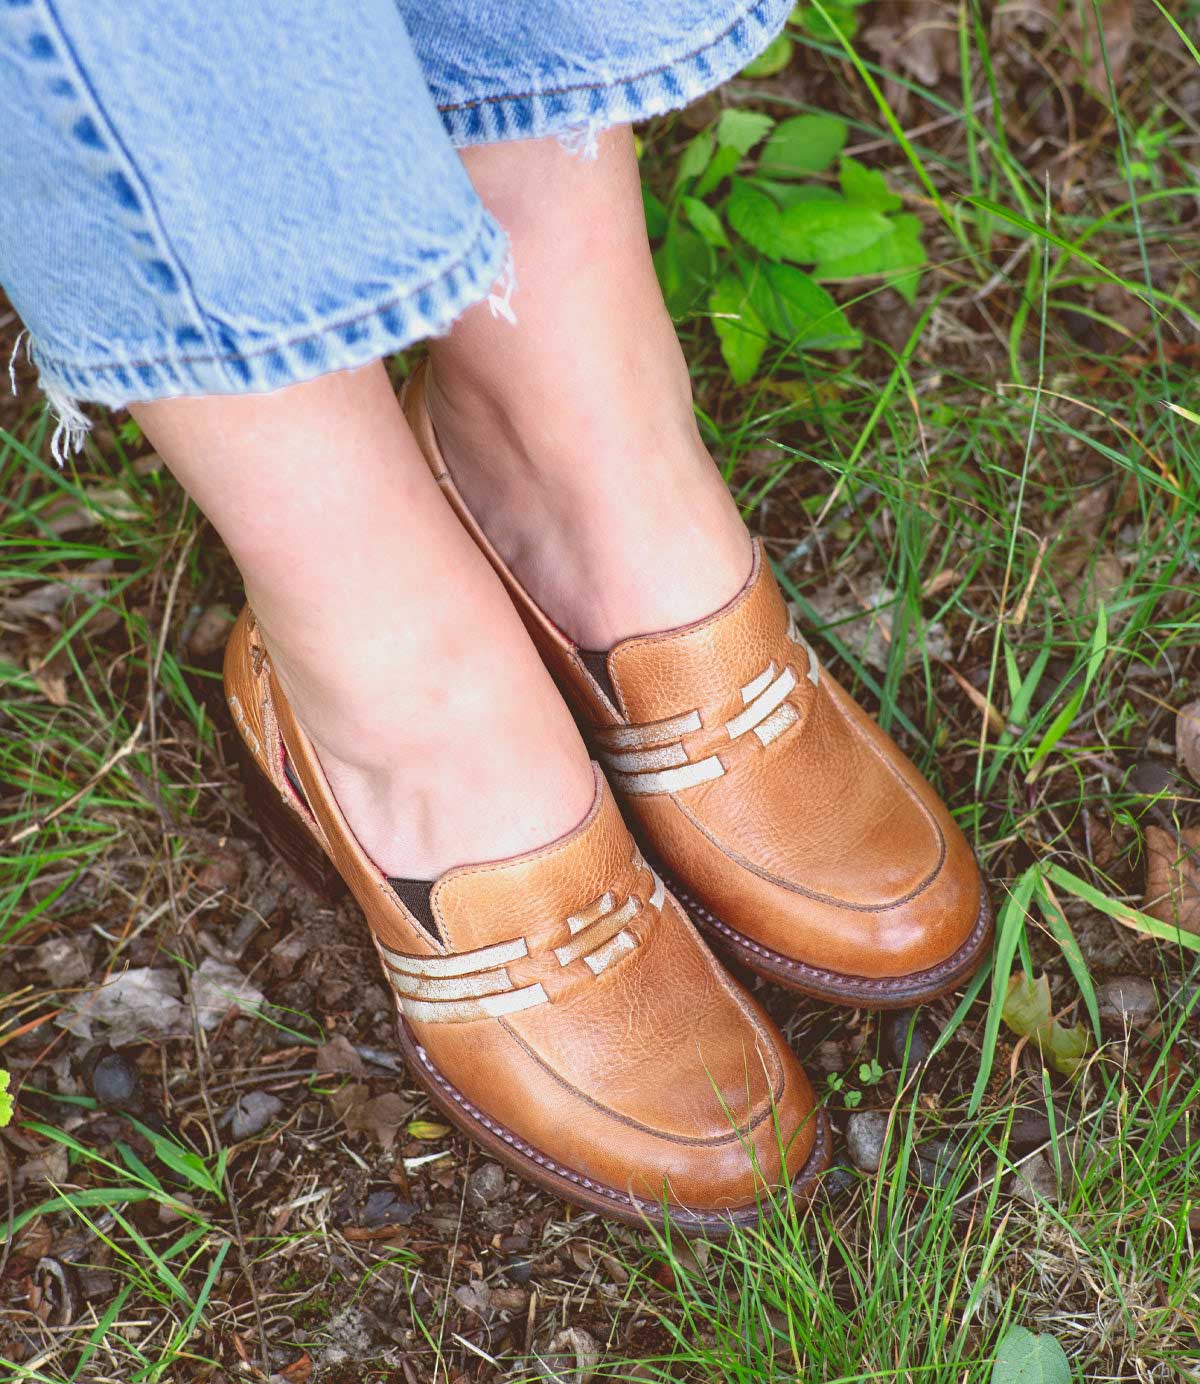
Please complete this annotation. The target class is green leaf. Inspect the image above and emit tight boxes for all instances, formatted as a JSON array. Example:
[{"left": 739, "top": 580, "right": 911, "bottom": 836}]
[
  {"left": 1001, "top": 973, "right": 1091, "bottom": 1078},
  {"left": 991, "top": 1324, "right": 1072, "bottom": 1384},
  {"left": 776, "top": 198, "right": 891, "bottom": 263},
  {"left": 740, "top": 33, "right": 793, "bottom": 77},
  {"left": 970, "top": 866, "right": 1039, "bottom": 1117},
  {"left": 747, "top": 262, "right": 860, "bottom": 349},
  {"left": 799, "top": 1, "right": 861, "bottom": 39},
  {"left": 693, "top": 144, "right": 742, "bottom": 198},
  {"left": 815, "top": 211, "right": 926, "bottom": 303},
  {"left": 716, "top": 108, "right": 775, "bottom": 155},
  {"left": 653, "top": 222, "right": 713, "bottom": 315},
  {"left": 675, "top": 129, "right": 714, "bottom": 186},
  {"left": 840, "top": 155, "right": 902, "bottom": 211},
  {"left": 753, "top": 178, "right": 841, "bottom": 209},
  {"left": 408, "top": 1119, "right": 451, "bottom": 1140},
  {"left": 642, "top": 187, "right": 669, "bottom": 240},
  {"left": 727, "top": 178, "right": 786, "bottom": 257},
  {"left": 708, "top": 275, "right": 769, "bottom": 385},
  {"left": 681, "top": 195, "right": 729, "bottom": 248},
  {"left": 0, "top": 1070, "right": 12, "bottom": 1127},
  {"left": 759, "top": 114, "right": 848, "bottom": 176}
]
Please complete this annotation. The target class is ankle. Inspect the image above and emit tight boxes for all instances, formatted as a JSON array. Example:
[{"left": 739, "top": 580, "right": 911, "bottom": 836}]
[{"left": 423, "top": 367, "right": 753, "bottom": 648}]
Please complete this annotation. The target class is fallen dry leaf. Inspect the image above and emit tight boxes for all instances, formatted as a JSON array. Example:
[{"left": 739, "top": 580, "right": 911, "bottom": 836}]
[
  {"left": 58, "top": 967, "right": 189, "bottom": 1043},
  {"left": 1175, "top": 700, "right": 1200, "bottom": 785},
  {"left": 329, "top": 1084, "right": 412, "bottom": 1151},
  {"left": 993, "top": 0, "right": 1134, "bottom": 94},
  {"left": 189, "top": 958, "right": 264, "bottom": 1030},
  {"left": 30, "top": 659, "right": 68, "bottom": 707},
  {"left": 863, "top": 0, "right": 959, "bottom": 93},
  {"left": 1143, "top": 825, "right": 1200, "bottom": 934},
  {"left": 315, "top": 1033, "right": 367, "bottom": 1077}
]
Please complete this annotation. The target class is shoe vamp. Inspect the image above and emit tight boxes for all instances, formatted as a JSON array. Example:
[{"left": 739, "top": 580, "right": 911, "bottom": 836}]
[
  {"left": 689, "top": 675, "right": 946, "bottom": 908},
  {"left": 504, "top": 903, "right": 782, "bottom": 1142}
]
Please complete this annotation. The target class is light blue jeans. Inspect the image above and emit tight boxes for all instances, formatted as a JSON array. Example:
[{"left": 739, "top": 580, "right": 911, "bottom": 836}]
[{"left": 0, "top": 0, "right": 789, "bottom": 453}]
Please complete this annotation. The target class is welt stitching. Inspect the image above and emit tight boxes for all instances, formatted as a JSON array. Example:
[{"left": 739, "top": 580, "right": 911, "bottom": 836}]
[
  {"left": 33, "top": 210, "right": 496, "bottom": 377},
  {"left": 38, "top": 0, "right": 225, "bottom": 373},
  {"left": 674, "top": 873, "right": 993, "bottom": 991},
  {"left": 413, "top": 1038, "right": 829, "bottom": 1215},
  {"left": 435, "top": 0, "right": 774, "bottom": 113}
]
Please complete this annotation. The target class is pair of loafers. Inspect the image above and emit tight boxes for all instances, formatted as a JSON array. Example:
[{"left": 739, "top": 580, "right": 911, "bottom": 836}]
[{"left": 223, "top": 363, "right": 992, "bottom": 1233}]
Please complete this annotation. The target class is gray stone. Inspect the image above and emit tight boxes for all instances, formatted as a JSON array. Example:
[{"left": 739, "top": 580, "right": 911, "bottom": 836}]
[
  {"left": 228, "top": 1091, "right": 283, "bottom": 1139},
  {"left": 466, "top": 1160, "right": 506, "bottom": 1209},
  {"left": 882, "top": 1009, "right": 932, "bottom": 1069},
  {"left": 845, "top": 1111, "right": 889, "bottom": 1173},
  {"left": 1097, "top": 976, "right": 1158, "bottom": 1025},
  {"left": 915, "top": 1137, "right": 955, "bottom": 1188},
  {"left": 1012, "top": 1150, "right": 1060, "bottom": 1204}
]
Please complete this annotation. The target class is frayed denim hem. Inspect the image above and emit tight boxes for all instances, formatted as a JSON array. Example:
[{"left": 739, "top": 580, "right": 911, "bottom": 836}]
[
  {"left": 22, "top": 210, "right": 509, "bottom": 451},
  {"left": 436, "top": 0, "right": 791, "bottom": 148}
]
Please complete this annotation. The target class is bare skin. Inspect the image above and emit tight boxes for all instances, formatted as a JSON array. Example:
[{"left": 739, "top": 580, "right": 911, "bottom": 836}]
[
  {"left": 427, "top": 126, "right": 753, "bottom": 651},
  {"left": 131, "top": 366, "right": 595, "bottom": 879},
  {"left": 132, "top": 124, "right": 753, "bottom": 876}
]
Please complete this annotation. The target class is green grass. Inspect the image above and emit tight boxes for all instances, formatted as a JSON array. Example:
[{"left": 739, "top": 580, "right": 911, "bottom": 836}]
[{"left": 3, "top": 2, "right": 1200, "bottom": 1380}]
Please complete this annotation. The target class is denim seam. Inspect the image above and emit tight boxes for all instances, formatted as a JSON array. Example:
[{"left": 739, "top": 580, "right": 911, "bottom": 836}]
[
  {"left": 434, "top": 0, "right": 775, "bottom": 113},
  {"left": 37, "top": 0, "right": 227, "bottom": 381},
  {"left": 32, "top": 207, "right": 497, "bottom": 378}
]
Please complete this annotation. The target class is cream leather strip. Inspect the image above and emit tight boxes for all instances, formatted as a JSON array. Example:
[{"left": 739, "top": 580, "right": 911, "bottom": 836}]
[
  {"left": 648, "top": 871, "right": 665, "bottom": 911},
  {"left": 379, "top": 935, "right": 528, "bottom": 978},
  {"left": 566, "top": 891, "right": 615, "bottom": 935},
  {"left": 597, "top": 708, "right": 702, "bottom": 750},
  {"left": 787, "top": 613, "right": 820, "bottom": 687},
  {"left": 725, "top": 667, "right": 797, "bottom": 739},
  {"left": 598, "top": 743, "right": 688, "bottom": 774},
  {"left": 753, "top": 701, "right": 799, "bottom": 747},
  {"left": 583, "top": 930, "right": 637, "bottom": 976},
  {"left": 399, "top": 982, "right": 548, "bottom": 1024},
  {"left": 555, "top": 895, "right": 639, "bottom": 966},
  {"left": 388, "top": 967, "right": 512, "bottom": 1001},
  {"left": 610, "top": 755, "right": 725, "bottom": 795},
  {"left": 740, "top": 662, "right": 776, "bottom": 703}
]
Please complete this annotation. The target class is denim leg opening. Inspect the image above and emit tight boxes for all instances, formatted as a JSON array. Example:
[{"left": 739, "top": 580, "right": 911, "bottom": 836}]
[{"left": 430, "top": 0, "right": 792, "bottom": 149}]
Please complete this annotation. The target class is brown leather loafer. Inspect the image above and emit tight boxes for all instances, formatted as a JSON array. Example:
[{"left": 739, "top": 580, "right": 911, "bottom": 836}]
[
  {"left": 403, "top": 363, "right": 992, "bottom": 1008},
  {"left": 225, "top": 609, "right": 828, "bottom": 1231}
]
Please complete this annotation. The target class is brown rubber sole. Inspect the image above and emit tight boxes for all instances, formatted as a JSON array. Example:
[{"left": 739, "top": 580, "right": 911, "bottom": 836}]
[
  {"left": 236, "top": 738, "right": 833, "bottom": 1234},
  {"left": 663, "top": 868, "right": 995, "bottom": 1009}
]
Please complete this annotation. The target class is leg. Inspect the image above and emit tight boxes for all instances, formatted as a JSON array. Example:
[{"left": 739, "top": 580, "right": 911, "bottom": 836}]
[
  {"left": 425, "top": 127, "right": 753, "bottom": 652},
  {"left": 131, "top": 363, "right": 595, "bottom": 879}
]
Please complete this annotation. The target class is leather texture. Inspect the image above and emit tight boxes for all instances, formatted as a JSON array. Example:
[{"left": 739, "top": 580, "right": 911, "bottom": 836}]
[
  {"left": 224, "top": 608, "right": 822, "bottom": 1220},
  {"left": 402, "top": 361, "right": 992, "bottom": 1002}
]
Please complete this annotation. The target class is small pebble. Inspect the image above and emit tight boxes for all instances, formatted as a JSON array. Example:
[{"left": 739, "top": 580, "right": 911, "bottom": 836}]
[
  {"left": 846, "top": 1110, "right": 889, "bottom": 1173},
  {"left": 882, "top": 1009, "right": 932, "bottom": 1070},
  {"left": 466, "top": 1161, "right": 506, "bottom": 1209},
  {"left": 1097, "top": 975, "right": 1158, "bottom": 1025},
  {"left": 361, "top": 1189, "right": 418, "bottom": 1228},
  {"left": 1011, "top": 1150, "right": 1059, "bottom": 1204},
  {"left": 228, "top": 1090, "right": 283, "bottom": 1140},
  {"left": 86, "top": 1048, "right": 141, "bottom": 1111},
  {"left": 915, "top": 1137, "right": 955, "bottom": 1189},
  {"left": 821, "top": 1163, "right": 858, "bottom": 1198}
]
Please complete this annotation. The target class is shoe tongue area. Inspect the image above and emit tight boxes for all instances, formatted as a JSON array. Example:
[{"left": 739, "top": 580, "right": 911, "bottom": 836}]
[
  {"left": 432, "top": 771, "right": 632, "bottom": 955},
  {"left": 580, "top": 649, "right": 619, "bottom": 706},
  {"left": 385, "top": 875, "right": 439, "bottom": 938},
  {"left": 606, "top": 542, "right": 790, "bottom": 724}
]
